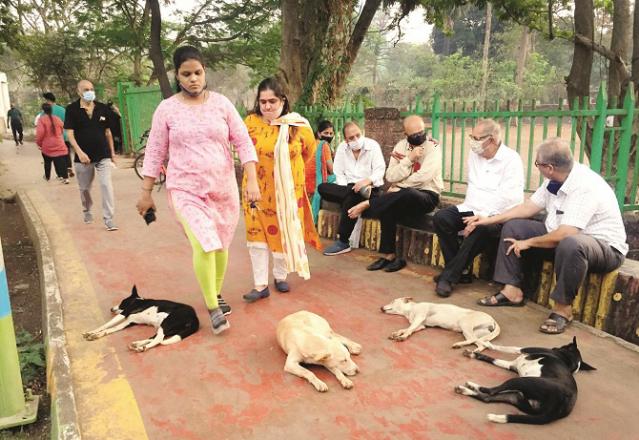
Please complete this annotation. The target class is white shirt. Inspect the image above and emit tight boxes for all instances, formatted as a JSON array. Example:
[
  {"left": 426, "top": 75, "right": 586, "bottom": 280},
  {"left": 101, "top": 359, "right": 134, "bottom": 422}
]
[
  {"left": 333, "top": 137, "right": 386, "bottom": 187},
  {"left": 530, "top": 163, "right": 628, "bottom": 255},
  {"left": 457, "top": 143, "right": 524, "bottom": 217}
]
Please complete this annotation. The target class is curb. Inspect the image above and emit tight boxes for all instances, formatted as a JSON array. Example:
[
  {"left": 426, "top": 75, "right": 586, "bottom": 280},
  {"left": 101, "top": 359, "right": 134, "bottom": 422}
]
[{"left": 17, "top": 190, "right": 81, "bottom": 439}]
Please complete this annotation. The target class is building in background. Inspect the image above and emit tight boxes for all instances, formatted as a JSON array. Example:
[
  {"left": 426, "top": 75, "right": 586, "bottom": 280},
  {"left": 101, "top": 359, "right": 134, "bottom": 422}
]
[{"left": 0, "top": 73, "right": 10, "bottom": 136}]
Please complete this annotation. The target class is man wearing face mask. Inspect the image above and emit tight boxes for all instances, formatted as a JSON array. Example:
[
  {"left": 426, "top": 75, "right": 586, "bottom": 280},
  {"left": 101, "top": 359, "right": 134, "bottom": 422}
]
[
  {"left": 433, "top": 118, "right": 524, "bottom": 297},
  {"left": 345, "top": 115, "right": 443, "bottom": 272},
  {"left": 65, "top": 79, "right": 118, "bottom": 231},
  {"left": 468, "top": 138, "right": 627, "bottom": 334},
  {"left": 319, "top": 121, "right": 386, "bottom": 256}
]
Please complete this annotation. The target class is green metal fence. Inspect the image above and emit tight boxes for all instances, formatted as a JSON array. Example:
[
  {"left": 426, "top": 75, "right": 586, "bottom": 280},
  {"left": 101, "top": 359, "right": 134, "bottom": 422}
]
[
  {"left": 419, "top": 83, "right": 638, "bottom": 212},
  {"left": 118, "top": 81, "right": 638, "bottom": 211}
]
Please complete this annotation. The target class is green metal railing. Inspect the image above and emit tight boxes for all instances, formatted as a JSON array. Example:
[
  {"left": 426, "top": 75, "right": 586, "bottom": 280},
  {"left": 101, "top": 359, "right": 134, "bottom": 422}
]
[{"left": 117, "top": 81, "right": 638, "bottom": 211}]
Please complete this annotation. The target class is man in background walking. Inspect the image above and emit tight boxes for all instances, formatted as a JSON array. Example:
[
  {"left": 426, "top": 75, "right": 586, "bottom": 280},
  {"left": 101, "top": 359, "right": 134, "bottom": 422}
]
[
  {"left": 65, "top": 79, "right": 118, "bottom": 231},
  {"left": 7, "top": 103, "right": 24, "bottom": 147}
]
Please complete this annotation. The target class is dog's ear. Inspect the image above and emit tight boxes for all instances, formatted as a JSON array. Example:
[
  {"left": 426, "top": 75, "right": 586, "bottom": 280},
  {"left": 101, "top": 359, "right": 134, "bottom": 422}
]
[
  {"left": 580, "top": 361, "right": 596, "bottom": 371},
  {"left": 403, "top": 297, "right": 413, "bottom": 303},
  {"left": 572, "top": 336, "right": 577, "bottom": 345},
  {"left": 131, "top": 285, "right": 139, "bottom": 297},
  {"left": 311, "top": 352, "right": 331, "bottom": 363}
]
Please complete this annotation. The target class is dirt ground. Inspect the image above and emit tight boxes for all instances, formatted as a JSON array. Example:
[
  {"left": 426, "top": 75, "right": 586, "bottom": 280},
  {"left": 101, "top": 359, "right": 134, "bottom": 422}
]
[{"left": 0, "top": 197, "right": 50, "bottom": 440}]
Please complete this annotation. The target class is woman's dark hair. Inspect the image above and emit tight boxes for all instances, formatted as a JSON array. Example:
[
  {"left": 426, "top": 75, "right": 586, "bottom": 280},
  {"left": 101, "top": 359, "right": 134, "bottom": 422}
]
[
  {"left": 252, "top": 77, "right": 289, "bottom": 116},
  {"left": 42, "top": 103, "right": 57, "bottom": 135},
  {"left": 172, "top": 46, "right": 205, "bottom": 93},
  {"left": 316, "top": 120, "right": 333, "bottom": 138}
]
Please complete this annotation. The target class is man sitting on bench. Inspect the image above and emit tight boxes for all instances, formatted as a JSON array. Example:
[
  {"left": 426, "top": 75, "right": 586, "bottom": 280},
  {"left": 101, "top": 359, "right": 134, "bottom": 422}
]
[
  {"left": 319, "top": 121, "right": 386, "bottom": 256},
  {"left": 470, "top": 138, "right": 627, "bottom": 334},
  {"left": 346, "top": 115, "right": 443, "bottom": 272},
  {"left": 433, "top": 118, "right": 524, "bottom": 297}
]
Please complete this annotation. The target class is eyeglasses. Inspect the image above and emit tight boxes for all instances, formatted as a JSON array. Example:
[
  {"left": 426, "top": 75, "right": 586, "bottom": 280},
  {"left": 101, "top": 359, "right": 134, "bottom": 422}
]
[
  {"left": 534, "top": 160, "right": 551, "bottom": 168},
  {"left": 469, "top": 134, "right": 491, "bottom": 141}
]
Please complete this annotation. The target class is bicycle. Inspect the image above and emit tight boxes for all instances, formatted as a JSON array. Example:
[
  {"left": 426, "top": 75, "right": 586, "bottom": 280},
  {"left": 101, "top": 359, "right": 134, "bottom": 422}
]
[{"left": 133, "top": 130, "right": 167, "bottom": 191}]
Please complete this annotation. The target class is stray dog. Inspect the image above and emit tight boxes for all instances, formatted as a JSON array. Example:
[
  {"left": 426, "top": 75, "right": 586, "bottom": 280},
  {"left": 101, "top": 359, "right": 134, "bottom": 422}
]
[
  {"left": 276, "top": 311, "right": 362, "bottom": 392},
  {"left": 455, "top": 337, "right": 595, "bottom": 424},
  {"left": 83, "top": 285, "right": 199, "bottom": 352},
  {"left": 381, "top": 297, "right": 500, "bottom": 351}
]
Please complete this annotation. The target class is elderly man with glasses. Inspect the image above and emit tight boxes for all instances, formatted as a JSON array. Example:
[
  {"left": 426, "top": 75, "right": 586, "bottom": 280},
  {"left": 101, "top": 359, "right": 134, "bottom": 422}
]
[
  {"left": 469, "top": 138, "right": 627, "bottom": 334},
  {"left": 433, "top": 118, "right": 524, "bottom": 297}
]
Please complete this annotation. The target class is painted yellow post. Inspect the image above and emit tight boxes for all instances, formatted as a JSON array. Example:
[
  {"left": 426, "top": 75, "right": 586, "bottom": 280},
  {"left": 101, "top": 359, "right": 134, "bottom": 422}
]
[{"left": 0, "top": 238, "right": 39, "bottom": 429}]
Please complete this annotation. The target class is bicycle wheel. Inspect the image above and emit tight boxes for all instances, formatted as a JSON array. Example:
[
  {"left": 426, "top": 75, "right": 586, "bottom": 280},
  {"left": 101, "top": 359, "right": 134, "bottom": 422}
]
[{"left": 133, "top": 153, "right": 145, "bottom": 180}]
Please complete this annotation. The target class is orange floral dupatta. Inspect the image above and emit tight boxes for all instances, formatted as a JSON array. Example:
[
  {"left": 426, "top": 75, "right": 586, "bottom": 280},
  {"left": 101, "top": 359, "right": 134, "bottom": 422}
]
[{"left": 271, "top": 112, "right": 313, "bottom": 279}]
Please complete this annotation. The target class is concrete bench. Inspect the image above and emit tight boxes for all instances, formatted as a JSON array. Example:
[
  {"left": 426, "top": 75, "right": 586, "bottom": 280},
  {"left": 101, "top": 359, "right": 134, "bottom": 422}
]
[{"left": 317, "top": 204, "right": 639, "bottom": 346}]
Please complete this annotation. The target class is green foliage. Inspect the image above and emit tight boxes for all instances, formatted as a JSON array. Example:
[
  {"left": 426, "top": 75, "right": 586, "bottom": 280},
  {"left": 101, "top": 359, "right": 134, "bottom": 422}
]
[{"left": 15, "top": 330, "right": 45, "bottom": 385}]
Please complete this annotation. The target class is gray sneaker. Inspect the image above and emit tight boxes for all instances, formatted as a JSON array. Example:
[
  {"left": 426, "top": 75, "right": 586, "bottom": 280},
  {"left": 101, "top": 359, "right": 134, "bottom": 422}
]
[
  {"left": 323, "top": 240, "right": 351, "bottom": 256},
  {"left": 83, "top": 212, "right": 94, "bottom": 224},
  {"left": 209, "top": 307, "right": 230, "bottom": 334},
  {"left": 217, "top": 295, "right": 232, "bottom": 316},
  {"left": 105, "top": 220, "right": 119, "bottom": 231}
]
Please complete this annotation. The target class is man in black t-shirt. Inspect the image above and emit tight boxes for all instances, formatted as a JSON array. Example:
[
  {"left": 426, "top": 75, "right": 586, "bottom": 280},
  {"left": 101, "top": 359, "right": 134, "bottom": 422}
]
[
  {"left": 65, "top": 79, "right": 119, "bottom": 231},
  {"left": 6, "top": 103, "right": 24, "bottom": 146}
]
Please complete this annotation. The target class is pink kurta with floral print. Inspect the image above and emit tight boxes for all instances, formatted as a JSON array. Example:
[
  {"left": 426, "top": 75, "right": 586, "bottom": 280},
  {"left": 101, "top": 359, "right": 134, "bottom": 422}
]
[{"left": 143, "top": 92, "right": 257, "bottom": 252}]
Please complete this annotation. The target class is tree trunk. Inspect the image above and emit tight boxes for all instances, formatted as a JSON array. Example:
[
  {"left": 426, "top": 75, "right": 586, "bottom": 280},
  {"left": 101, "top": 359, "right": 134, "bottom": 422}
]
[
  {"left": 566, "top": 0, "right": 594, "bottom": 105},
  {"left": 278, "top": 0, "right": 382, "bottom": 107},
  {"left": 514, "top": 26, "right": 530, "bottom": 90},
  {"left": 147, "top": 0, "right": 173, "bottom": 99},
  {"left": 608, "top": 0, "right": 632, "bottom": 105},
  {"left": 479, "top": 2, "right": 492, "bottom": 103}
]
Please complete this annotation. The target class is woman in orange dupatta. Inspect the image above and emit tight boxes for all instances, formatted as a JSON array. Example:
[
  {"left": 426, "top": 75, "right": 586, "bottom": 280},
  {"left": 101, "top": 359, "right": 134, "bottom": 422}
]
[{"left": 242, "top": 78, "right": 321, "bottom": 303}]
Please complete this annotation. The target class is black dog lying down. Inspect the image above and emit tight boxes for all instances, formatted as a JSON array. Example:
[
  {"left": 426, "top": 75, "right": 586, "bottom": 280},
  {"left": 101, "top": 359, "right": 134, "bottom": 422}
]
[
  {"left": 455, "top": 337, "right": 595, "bottom": 424},
  {"left": 83, "top": 285, "right": 199, "bottom": 352}
]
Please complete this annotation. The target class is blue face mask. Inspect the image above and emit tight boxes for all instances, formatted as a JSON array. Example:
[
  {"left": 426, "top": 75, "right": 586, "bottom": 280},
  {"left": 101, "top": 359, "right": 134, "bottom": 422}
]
[
  {"left": 82, "top": 90, "right": 95, "bottom": 102},
  {"left": 547, "top": 180, "right": 563, "bottom": 195}
]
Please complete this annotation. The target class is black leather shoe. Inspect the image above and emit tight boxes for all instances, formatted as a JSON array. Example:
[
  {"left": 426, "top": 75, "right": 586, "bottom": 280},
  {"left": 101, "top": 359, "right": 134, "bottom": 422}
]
[
  {"left": 367, "top": 257, "right": 392, "bottom": 271},
  {"left": 384, "top": 258, "right": 407, "bottom": 272},
  {"left": 459, "top": 272, "right": 473, "bottom": 284},
  {"left": 436, "top": 279, "right": 453, "bottom": 297}
]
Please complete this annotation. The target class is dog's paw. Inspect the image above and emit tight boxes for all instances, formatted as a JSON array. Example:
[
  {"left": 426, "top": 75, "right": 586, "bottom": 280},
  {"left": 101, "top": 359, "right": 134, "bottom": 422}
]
[
  {"left": 339, "top": 377, "right": 354, "bottom": 390},
  {"left": 454, "top": 385, "right": 477, "bottom": 396},
  {"left": 348, "top": 343, "right": 362, "bottom": 355},
  {"left": 487, "top": 414, "right": 508, "bottom": 424},
  {"left": 451, "top": 342, "right": 465, "bottom": 349},
  {"left": 128, "top": 343, "right": 147, "bottom": 353},
  {"left": 312, "top": 380, "right": 328, "bottom": 393},
  {"left": 83, "top": 331, "right": 102, "bottom": 341},
  {"left": 389, "top": 331, "right": 407, "bottom": 341},
  {"left": 463, "top": 349, "right": 476, "bottom": 358},
  {"left": 464, "top": 381, "right": 480, "bottom": 391}
]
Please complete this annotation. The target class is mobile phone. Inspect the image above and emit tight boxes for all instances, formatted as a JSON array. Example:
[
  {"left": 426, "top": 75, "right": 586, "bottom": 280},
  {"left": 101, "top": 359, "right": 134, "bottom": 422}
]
[{"left": 144, "top": 207, "right": 156, "bottom": 225}]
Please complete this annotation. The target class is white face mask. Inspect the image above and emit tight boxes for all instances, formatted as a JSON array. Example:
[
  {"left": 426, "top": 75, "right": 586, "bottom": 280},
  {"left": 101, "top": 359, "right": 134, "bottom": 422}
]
[
  {"left": 347, "top": 137, "right": 364, "bottom": 151},
  {"left": 261, "top": 105, "right": 284, "bottom": 122},
  {"left": 469, "top": 138, "right": 485, "bottom": 155},
  {"left": 82, "top": 90, "right": 95, "bottom": 102}
]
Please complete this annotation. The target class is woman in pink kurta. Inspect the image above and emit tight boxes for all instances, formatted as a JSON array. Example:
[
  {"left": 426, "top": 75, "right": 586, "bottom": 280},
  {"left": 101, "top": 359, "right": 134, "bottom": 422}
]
[{"left": 136, "top": 46, "right": 260, "bottom": 336}]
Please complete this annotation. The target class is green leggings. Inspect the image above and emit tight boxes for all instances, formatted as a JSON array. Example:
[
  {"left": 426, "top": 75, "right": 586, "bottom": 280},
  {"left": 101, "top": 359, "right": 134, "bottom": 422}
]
[{"left": 179, "top": 217, "right": 228, "bottom": 310}]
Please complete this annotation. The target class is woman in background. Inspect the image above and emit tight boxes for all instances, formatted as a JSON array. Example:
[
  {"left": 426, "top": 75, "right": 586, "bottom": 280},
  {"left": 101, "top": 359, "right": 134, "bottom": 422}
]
[
  {"left": 36, "top": 103, "right": 69, "bottom": 184},
  {"left": 307, "top": 120, "right": 335, "bottom": 222}
]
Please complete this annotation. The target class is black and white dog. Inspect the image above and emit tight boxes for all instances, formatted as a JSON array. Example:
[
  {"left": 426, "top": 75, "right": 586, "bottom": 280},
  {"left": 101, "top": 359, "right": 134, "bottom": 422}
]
[
  {"left": 83, "top": 285, "right": 199, "bottom": 352},
  {"left": 455, "top": 337, "right": 595, "bottom": 425}
]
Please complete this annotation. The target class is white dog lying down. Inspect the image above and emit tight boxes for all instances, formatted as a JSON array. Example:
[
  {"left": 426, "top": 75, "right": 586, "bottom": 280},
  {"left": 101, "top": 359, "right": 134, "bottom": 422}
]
[
  {"left": 381, "top": 297, "right": 500, "bottom": 351},
  {"left": 276, "top": 311, "right": 362, "bottom": 392}
]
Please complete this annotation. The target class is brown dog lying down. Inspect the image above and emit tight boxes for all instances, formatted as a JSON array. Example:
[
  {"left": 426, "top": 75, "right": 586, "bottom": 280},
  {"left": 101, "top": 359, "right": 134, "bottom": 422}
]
[{"left": 276, "top": 311, "right": 362, "bottom": 392}]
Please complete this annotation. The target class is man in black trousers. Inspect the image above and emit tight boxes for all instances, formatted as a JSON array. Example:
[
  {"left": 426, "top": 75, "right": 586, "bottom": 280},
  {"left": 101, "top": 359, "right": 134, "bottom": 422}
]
[
  {"left": 346, "top": 115, "right": 443, "bottom": 272},
  {"left": 433, "top": 119, "right": 524, "bottom": 297}
]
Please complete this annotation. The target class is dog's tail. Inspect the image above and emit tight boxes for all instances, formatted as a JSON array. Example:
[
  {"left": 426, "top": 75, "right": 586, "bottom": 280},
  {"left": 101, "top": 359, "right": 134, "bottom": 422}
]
[
  {"left": 488, "top": 411, "right": 557, "bottom": 425},
  {"left": 475, "top": 320, "right": 500, "bottom": 351}
]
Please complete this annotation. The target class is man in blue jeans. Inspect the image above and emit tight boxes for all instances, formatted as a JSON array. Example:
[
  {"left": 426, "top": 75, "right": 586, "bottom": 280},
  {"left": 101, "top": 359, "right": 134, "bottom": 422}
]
[{"left": 65, "top": 79, "right": 118, "bottom": 231}]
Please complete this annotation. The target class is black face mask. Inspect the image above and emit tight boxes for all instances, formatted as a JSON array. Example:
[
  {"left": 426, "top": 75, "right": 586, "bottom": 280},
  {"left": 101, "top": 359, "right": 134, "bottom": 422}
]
[
  {"left": 320, "top": 135, "right": 333, "bottom": 143},
  {"left": 407, "top": 131, "right": 427, "bottom": 146},
  {"left": 546, "top": 180, "right": 563, "bottom": 195}
]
